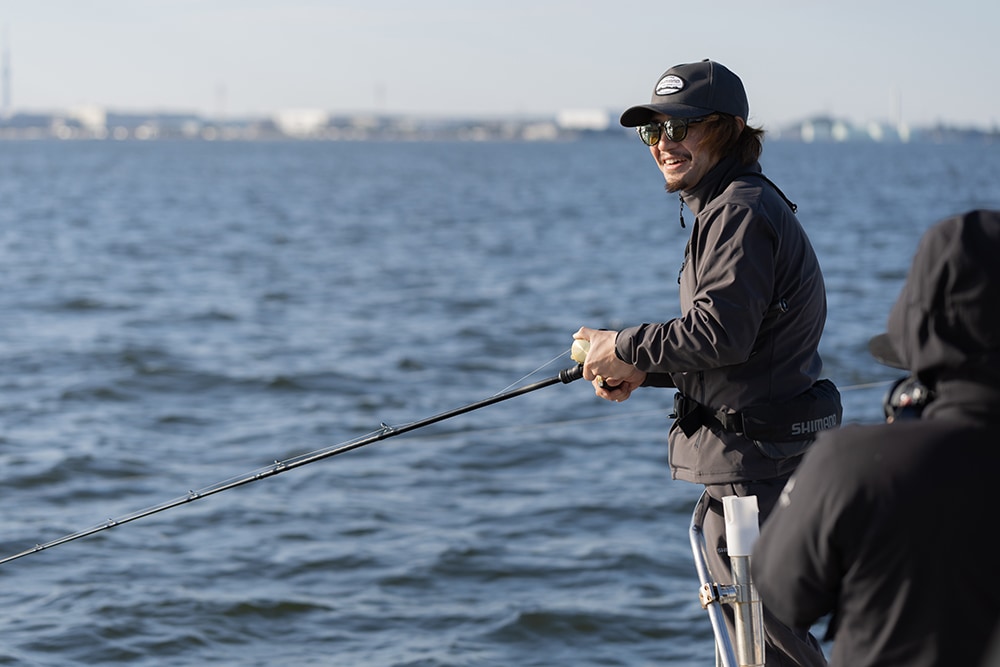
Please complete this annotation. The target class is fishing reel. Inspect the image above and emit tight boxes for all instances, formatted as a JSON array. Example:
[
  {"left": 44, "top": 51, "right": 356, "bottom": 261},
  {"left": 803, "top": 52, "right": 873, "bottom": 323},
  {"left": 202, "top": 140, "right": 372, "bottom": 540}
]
[{"left": 882, "top": 375, "right": 934, "bottom": 423}]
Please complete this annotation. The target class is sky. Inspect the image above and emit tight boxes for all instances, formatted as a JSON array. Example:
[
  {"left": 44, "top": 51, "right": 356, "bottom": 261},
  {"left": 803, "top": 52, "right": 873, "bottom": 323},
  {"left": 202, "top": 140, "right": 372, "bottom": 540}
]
[{"left": 2, "top": 0, "right": 998, "bottom": 131}]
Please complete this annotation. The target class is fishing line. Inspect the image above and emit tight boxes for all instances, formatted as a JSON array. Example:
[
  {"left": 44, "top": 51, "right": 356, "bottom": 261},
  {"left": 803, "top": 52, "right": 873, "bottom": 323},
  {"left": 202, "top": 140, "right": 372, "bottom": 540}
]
[
  {"left": 492, "top": 351, "right": 571, "bottom": 396},
  {"left": 0, "top": 355, "right": 586, "bottom": 567},
  {"left": 837, "top": 379, "right": 894, "bottom": 392}
]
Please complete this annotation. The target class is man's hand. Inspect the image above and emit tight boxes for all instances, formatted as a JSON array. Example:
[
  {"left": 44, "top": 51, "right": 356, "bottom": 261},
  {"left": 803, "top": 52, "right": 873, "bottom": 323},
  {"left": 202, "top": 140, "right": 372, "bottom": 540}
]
[{"left": 573, "top": 327, "right": 646, "bottom": 402}]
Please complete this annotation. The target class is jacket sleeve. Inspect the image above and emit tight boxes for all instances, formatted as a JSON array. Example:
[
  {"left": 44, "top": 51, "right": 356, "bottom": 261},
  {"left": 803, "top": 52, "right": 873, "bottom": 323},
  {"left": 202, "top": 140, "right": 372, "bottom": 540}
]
[
  {"left": 640, "top": 372, "right": 676, "bottom": 388},
  {"left": 616, "top": 203, "right": 778, "bottom": 374}
]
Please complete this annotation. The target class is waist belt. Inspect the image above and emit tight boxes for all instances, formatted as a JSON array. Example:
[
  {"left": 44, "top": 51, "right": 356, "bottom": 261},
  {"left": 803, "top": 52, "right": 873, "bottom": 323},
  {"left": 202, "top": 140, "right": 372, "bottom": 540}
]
[
  {"left": 671, "top": 393, "right": 741, "bottom": 438},
  {"left": 670, "top": 379, "right": 842, "bottom": 442}
]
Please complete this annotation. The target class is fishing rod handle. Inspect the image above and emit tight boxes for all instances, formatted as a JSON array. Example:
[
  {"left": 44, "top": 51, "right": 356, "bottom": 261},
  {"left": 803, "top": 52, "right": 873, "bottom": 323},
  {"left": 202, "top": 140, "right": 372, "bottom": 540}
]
[{"left": 559, "top": 363, "right": 584, "bottom": 383}]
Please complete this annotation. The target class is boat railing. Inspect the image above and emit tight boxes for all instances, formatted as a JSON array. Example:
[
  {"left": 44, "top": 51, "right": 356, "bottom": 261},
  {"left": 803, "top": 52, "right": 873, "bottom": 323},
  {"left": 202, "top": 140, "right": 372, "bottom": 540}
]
[{"left": 688, "top": 490, "right": 765, "bottom": 667}]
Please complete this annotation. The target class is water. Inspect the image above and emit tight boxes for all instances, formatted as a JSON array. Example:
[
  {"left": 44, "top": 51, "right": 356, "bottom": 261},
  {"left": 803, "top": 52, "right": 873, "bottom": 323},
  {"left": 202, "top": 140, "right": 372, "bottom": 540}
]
[{"left": 2, "top": 137, "right": 999, "bottom": 666}]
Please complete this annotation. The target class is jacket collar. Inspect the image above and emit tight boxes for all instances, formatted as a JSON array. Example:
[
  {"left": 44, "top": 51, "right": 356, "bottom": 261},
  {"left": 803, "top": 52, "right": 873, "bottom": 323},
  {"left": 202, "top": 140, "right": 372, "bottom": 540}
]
[{"left": 679, "top": 155, "right": 761, "bottom": 216}]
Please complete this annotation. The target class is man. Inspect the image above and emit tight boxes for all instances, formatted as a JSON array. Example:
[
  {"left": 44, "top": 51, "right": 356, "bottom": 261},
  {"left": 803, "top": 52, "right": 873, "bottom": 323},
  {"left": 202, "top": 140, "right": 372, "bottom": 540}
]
[
  {"left": 573, "top": 60, "right": 840, "bottom": 666},
  {"left": 752, "top": 210, "right": 1000, "bottom": 666}
]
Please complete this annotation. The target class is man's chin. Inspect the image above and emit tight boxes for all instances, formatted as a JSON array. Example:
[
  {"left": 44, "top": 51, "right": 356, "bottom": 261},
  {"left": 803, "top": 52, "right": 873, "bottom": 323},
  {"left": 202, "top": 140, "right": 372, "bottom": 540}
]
[{"left": 664, "top": 179, "right": 685, "bottom": 194}]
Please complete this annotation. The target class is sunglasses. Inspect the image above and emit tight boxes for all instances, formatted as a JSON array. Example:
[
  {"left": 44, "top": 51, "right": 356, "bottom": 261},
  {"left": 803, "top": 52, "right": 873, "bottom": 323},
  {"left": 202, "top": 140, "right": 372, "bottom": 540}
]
[{"left": 636, "top": 116, "right": 712, "bottom": 146}]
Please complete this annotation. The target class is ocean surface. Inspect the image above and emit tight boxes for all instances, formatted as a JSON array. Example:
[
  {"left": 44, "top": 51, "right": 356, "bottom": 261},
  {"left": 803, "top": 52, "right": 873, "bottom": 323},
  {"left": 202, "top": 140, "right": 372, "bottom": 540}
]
[{"left": 2, "top": 137, "right": 999, "bottom": 666}]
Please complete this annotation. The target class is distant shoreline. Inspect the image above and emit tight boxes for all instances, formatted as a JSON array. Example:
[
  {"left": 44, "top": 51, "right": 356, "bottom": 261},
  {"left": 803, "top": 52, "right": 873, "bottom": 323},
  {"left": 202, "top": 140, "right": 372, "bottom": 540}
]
[{"left": 1, "top": 109, "right": 996, "bottom": 144}]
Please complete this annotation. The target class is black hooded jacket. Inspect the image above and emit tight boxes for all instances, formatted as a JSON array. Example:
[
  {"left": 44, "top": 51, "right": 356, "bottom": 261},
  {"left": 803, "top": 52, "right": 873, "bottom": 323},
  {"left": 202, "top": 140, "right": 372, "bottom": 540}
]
[{"left": 752, "top": 210, "right": 1000, "bottom": 667}]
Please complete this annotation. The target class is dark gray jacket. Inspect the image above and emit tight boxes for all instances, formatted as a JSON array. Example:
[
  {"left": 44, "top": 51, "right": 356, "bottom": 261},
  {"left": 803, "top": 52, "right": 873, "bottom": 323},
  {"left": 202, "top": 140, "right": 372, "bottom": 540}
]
[{"left": 615, "top": 156, "right": 828, "bottom": 484}]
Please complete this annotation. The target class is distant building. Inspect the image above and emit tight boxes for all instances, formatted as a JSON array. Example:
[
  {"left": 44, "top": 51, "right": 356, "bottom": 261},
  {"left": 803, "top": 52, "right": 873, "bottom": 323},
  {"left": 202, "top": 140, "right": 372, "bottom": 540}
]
[
  {"left": 272, "top": 109, "right": 330, "bottom": 138},
  {"left": 556, "top": 109, "right": 611, "bottom": 131},
  {"left": 69, "top": 106, "right": 108, "bottom": 137},
  {"left": 778, "top": 115, "right": 912, "bottom": 143}
]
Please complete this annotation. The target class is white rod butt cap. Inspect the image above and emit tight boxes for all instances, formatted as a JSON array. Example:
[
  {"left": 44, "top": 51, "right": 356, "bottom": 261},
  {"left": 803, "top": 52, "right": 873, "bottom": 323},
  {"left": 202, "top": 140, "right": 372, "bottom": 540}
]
[{"left": 723, "top": 495, "right": 759, "bottom": 557}]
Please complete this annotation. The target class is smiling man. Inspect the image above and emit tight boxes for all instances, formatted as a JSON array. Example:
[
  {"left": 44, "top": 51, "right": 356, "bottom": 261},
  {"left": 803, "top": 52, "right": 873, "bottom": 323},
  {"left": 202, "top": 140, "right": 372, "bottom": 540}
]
[{"left": 573, "top": 60, "right": 839, "bottom": 666}]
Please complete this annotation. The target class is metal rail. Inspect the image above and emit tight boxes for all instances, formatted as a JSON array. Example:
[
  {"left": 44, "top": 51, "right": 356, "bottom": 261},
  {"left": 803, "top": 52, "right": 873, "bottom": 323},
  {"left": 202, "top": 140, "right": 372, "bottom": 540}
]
[{"left": 688, "top": 490, "right": 765, "bottom": 667}]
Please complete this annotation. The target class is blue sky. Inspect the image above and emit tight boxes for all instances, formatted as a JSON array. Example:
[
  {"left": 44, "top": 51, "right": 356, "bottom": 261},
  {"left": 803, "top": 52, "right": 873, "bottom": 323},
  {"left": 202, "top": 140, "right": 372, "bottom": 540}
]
[{"left": 3, "top": 0, "right": 998, "bottom": 130}]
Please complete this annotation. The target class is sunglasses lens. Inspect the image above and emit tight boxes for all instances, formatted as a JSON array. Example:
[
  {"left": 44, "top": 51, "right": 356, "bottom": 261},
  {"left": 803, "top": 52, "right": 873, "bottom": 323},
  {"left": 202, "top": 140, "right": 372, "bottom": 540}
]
[
  {"left": 637, "top": 124, "right": 660, "bottom": 146},
  {"left": 664, "top": 120, "right": 687, "bottom": 142}
]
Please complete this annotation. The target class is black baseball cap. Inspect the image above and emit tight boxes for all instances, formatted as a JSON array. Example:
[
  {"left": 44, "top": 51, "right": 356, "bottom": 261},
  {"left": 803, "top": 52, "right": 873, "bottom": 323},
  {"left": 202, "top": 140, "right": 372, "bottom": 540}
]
[
  {"left": 868, "top": 210, "right": 1000, "bottom": 385},
  {"left": 620, "top": 59, "right": 749, "bottom": 127}
]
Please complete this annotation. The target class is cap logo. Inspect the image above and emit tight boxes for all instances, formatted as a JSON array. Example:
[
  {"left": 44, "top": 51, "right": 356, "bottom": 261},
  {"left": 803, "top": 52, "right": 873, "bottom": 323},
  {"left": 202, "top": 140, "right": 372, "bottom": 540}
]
[{"left": 655, "top": 74, "right": 685, "bottom": 96}]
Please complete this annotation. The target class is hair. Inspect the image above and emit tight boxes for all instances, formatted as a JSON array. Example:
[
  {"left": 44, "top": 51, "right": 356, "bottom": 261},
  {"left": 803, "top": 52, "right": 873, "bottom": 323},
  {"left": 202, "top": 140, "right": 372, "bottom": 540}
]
[{"left": 699, "top": 113, "right": 764, "bottom": 165}]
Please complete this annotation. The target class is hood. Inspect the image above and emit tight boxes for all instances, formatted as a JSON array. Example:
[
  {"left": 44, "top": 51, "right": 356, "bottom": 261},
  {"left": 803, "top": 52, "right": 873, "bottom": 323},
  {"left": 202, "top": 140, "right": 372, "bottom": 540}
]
[{"left": 873, "top": 210, "right": 1000, "bottom": 387}]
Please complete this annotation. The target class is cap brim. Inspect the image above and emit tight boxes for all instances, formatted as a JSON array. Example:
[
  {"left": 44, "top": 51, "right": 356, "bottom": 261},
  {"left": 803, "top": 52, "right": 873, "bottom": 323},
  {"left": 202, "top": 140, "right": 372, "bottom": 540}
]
[
  {"left": 868, "top": 333, "right": 907, "bottom": 370},
  {"left": 619, "top": 103, "right": 717, "bottom": 127}
]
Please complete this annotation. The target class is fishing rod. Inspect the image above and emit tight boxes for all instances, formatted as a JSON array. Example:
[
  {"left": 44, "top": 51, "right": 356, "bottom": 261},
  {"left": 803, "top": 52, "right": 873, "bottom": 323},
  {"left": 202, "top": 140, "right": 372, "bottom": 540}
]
[{"left": 0, "top": 353, "right": 588, "bottom": 567}]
